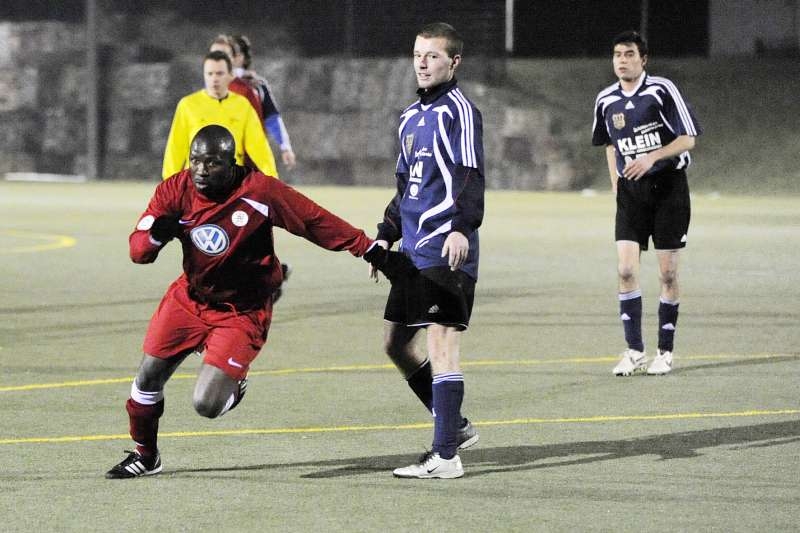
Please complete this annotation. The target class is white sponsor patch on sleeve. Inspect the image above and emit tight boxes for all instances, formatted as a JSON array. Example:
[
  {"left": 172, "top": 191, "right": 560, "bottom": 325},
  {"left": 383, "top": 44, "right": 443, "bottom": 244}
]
[{"left": 137, "top": 215, "right": 155, "bottom": 231}]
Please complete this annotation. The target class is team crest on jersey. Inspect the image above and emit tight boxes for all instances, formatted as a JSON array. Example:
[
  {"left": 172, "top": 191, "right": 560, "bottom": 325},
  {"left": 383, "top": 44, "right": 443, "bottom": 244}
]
[
  {"left": 190, "top": 224, "right": 229, "bottom": 256},
  {"left": 612, "top": 112, "right": 626, "bottom": 130},
  {"left": 404, "top": 133, "right": 414, "bottom": 154},
  {"left": 231, "top": 210, "right": 248, "bottom": 227}
]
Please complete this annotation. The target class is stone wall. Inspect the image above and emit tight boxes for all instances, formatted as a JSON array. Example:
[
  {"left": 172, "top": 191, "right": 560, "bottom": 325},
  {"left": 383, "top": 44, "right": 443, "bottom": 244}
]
[{"left": 0, "top": 21, "right": 578, "bottom": 190}]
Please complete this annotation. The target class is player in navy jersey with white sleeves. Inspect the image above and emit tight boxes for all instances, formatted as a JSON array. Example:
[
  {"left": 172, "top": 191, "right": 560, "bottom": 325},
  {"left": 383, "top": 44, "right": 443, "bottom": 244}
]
[
  {"left": 367, "top": 22, "right": 484, "bottom": 479},
  {"left": 592, "top": 31, "right": 702, "bottom": 377}
]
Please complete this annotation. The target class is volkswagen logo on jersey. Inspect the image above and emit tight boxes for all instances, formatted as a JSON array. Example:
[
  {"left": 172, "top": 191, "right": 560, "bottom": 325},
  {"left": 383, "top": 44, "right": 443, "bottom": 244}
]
[{"left": 190, "top": 224, "right": 229, "bottom": 256}]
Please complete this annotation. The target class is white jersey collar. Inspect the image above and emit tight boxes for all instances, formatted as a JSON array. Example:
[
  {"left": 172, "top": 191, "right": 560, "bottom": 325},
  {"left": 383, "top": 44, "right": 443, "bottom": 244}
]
[{"left": 620, "top": 71, "right": 646, "bottom": 97}]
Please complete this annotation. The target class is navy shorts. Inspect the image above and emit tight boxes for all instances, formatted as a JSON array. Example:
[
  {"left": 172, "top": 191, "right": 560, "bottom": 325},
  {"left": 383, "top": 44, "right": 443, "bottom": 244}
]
[
  {"left": 615, "top": 168, "right": 691, "bottom": 251},
  {"left": 384, "top": 266, "right": 476, "bottom": 331}
]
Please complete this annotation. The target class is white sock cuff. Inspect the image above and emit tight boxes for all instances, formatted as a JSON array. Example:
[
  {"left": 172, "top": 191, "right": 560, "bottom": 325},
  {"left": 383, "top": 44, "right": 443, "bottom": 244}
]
[
  {"left": 432, "top": 372, "right": 464, "bottom": 384},
  {"left": 130, "top": 381, "right": 164, "bottom": 405},
  {"left": 659, "top": 297, "right": 679, "bottom": 306},
  {"left": 619, "top": 289, "right": 642, "bottom": 301}
]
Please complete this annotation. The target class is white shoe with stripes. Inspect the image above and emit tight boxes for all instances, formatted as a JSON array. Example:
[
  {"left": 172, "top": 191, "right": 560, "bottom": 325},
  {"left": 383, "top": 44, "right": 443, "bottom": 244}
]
[
  {"left": 105, "top": 450, "right": 162, "bottom": 479},
  {"left": 613, "top": 349, "right": 647, "bottom": 376},
  {"left": 647, "top": 350, "right": 674, "bottom": 375}
]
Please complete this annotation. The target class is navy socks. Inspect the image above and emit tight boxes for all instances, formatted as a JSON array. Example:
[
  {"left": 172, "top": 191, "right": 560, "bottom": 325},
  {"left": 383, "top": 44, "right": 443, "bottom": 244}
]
[
  {"left": 619, "top": 290, "right": 644, "bottom": 352},
  {"left": 658, "top": 298, "right": 680, "bottom": 352},
  {"left": 431, "top": 373, "right": 464, "bottom": 460}
]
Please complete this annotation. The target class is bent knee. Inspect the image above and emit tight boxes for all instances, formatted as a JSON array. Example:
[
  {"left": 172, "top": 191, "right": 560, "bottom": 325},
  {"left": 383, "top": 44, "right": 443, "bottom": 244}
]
[
  {"left": 193, "top": 397, "right": 222, "bottom": 419},
  {"left": 384, "top": 338, "right": 407, "bottom": 359},
  {"left": 384, "top": 343, "right": 423, "bottom": 377}
]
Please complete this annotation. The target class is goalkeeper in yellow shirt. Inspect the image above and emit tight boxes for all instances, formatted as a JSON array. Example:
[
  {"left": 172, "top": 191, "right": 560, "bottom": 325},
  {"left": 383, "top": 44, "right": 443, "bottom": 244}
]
[{"left": 161, "top": 50, "right": 278, "bottom": 179}]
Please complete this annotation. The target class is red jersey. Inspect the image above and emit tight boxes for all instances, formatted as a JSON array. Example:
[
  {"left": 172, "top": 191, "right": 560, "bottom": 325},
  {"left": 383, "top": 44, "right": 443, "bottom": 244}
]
[
  {"left": 229, "top": 78, "right": 264, "bottom": 122},
  {"left": 130, "top": 167, "right": 373, "bottom": 308}
]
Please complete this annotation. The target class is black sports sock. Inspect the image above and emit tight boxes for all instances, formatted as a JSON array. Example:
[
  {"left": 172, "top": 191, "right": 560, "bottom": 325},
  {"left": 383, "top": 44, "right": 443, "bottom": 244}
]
[
  {"left": 407, "top": 360, "right": 433, "bottom": 412},
  {"left": 620, "top": 290, "right": 644, "bottom": 352},
  {"left": 658, "top": 299, "right": 680, "bottom": 352}
]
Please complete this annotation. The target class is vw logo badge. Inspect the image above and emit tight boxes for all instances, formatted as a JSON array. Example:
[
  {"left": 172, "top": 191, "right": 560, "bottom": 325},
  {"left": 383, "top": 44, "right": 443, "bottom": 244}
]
[{"left": 190, "top": 224, "right": 229, "bottom": 256}]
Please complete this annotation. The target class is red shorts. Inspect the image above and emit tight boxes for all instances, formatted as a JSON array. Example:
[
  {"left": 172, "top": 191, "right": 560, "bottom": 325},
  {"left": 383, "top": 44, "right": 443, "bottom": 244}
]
[{"left": 142, "top": 278, "right": 273, "bottom": 380}]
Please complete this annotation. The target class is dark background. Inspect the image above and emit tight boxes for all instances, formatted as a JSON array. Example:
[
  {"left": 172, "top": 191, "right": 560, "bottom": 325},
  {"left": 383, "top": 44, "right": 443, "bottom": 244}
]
[{"left": 1, "top": 0, "right": 709, "bottom": 57}]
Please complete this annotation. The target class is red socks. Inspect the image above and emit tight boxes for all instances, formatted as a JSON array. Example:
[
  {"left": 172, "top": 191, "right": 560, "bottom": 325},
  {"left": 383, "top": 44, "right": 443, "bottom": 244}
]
[{"left": 126, "top": 398, "right": 164, "bottom": 457}]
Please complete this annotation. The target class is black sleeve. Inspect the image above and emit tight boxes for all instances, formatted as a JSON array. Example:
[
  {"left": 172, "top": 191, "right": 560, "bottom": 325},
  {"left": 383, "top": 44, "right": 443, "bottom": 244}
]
[
  {"left": 451, "top": 164, "right": 485, "bottom": 235},
  {"left": 376, "top": 172, "right": 407, "bottom": 244}
]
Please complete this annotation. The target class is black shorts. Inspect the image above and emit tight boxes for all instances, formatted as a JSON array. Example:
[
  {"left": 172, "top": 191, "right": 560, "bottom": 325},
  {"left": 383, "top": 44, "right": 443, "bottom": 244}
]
[
  {"left": 384, "top": 266, "right": 476, "bottom": 331},
  {"left": 615, "top": 168, "right": 691, "bottom": 251}
]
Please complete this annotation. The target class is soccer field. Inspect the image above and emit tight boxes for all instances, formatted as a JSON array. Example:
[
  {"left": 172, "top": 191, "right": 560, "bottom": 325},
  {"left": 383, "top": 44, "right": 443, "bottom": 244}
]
[{"left": 1, "top": 181, "right": 798, "bottom": 531}]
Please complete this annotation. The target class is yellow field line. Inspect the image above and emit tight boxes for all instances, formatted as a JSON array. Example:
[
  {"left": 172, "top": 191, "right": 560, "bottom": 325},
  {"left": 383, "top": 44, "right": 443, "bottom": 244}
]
[
  {"left": 2, "top": 408, "right": 797, "bottom": 445},
  {"left": 1, "top": 353, "right": 795, "bottom": 393},
  {"left": 0, "top": 229, "right": 77, "bottom": 254}
]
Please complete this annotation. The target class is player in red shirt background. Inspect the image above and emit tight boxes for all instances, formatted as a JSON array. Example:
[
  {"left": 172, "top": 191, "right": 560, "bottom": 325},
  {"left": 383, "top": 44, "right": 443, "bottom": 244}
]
[{"left": 106, "top": 124, "right": 375, "bottom": 478}]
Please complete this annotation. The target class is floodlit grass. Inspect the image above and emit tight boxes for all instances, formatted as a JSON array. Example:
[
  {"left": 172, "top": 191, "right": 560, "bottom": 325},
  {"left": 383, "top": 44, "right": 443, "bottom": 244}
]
[{"left": 1, "top": 181, "right": 798, "bottom": 532}]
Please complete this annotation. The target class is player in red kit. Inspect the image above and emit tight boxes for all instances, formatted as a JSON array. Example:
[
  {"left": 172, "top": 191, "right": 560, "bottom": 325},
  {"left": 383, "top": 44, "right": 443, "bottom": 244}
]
[{"left": 106, "top": 125, "right": 375, "bottom": 478}]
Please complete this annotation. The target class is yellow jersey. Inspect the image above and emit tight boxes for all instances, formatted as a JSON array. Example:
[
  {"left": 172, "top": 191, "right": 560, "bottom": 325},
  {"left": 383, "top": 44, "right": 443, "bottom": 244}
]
[{"left": 161, "top": 89, "right": 278, "bottom": 179}]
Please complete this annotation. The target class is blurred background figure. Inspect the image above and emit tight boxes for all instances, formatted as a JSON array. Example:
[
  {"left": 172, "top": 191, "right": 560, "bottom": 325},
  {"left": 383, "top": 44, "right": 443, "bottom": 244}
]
[
  {"left": 233, "top": 34, "right": 297, "bottom": 171},
  {"left": 161, "top": 50, "right": 277, "bottom": 179},
  {"left": 208, "top": 34, "right": 266, "bottom": 127}
]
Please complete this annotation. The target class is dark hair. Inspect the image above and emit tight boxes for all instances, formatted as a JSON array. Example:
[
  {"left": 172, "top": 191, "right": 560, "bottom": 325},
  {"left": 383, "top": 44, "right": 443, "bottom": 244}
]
[
  {"left": 232, "top": 35, "right": 252, "bottom": 69},
  {"left": 417, "top": 22, "right": 463, "bottom": 58},
  {"left": 612, "top": 30, "right": 648, "bottom": 57},
  {"left": 204, "top": 50, "right": 232, "bottom": 73}
]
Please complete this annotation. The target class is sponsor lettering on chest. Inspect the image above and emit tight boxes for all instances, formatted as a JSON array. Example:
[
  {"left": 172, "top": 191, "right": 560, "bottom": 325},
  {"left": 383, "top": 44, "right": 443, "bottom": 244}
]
[{"left": 616, "top": 131, "right": 662, "bottom": 153}]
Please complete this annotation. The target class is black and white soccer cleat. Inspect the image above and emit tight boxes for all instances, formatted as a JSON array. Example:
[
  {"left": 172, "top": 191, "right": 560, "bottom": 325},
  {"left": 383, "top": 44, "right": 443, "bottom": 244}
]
[
  {"left": 105, "top": 450, "right": 162, "bottom": 479},
  {"left": 229, "top": 378, "right": 248, "bottom": 412}
]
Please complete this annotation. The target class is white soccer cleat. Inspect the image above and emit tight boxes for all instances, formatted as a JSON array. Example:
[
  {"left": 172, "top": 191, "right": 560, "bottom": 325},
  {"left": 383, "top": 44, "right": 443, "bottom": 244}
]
[
  {"left": 613, "top": 349, "right": 647, "bottom": 376},
  {"left": 393, "top": 451, "right": 464, "bottom": 479},
  {"left": 647, "top": 350, "right": 673, "bottom": 375}
]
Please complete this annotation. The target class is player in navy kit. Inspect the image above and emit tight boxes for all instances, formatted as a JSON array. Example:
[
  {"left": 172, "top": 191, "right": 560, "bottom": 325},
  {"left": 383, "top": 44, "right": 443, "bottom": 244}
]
[
  {"left": 592, "top": 31, "right": 701, "bottom": 377},
  {"left": 367, "top": 23, "right": 484, "bottom": 479},
  {"left": 106, "top": 125, "right": 374, "bottom": 478}
]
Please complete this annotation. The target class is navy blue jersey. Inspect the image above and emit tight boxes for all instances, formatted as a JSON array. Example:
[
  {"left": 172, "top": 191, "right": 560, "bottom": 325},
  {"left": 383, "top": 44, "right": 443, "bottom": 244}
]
[
  {"left": 379, "top": 79, "right": 485, "bottom": 280},
  {"left": 592, "top": 72, "right": 701, "bottom": 176}
]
